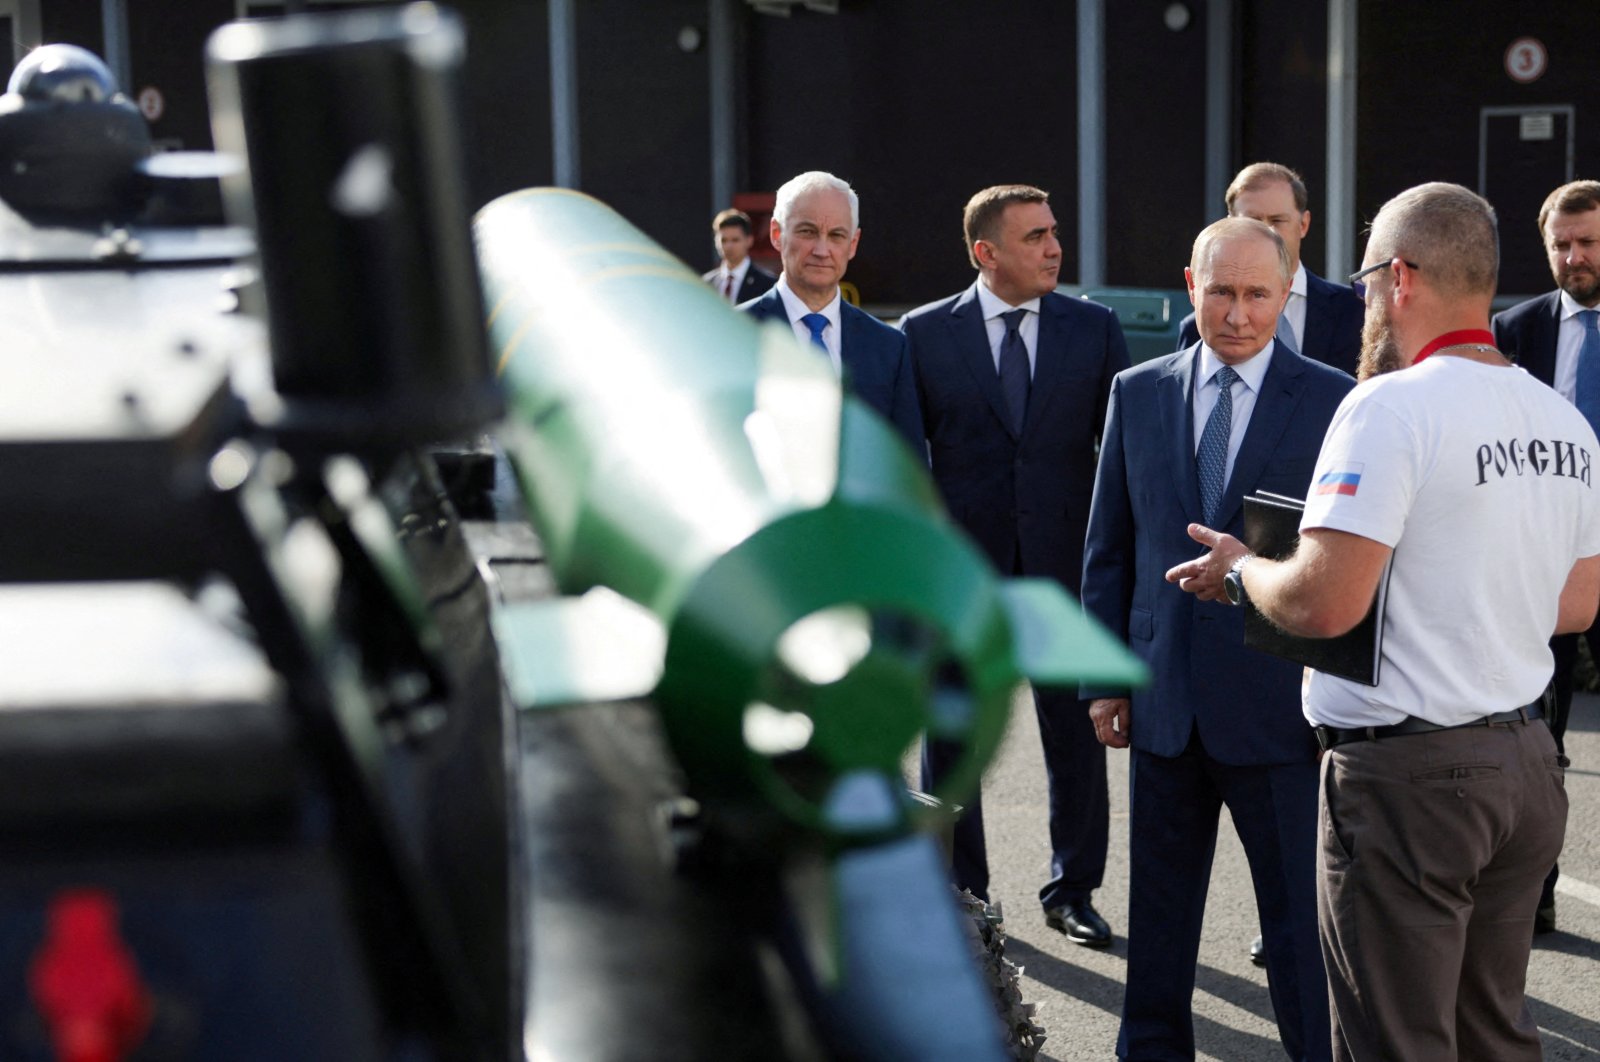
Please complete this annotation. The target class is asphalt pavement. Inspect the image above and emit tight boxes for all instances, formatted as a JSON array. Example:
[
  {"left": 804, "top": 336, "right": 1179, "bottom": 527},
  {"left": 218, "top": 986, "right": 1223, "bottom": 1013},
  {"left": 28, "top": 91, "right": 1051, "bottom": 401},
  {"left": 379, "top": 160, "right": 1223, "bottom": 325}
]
[{"left": 975, "top": 691, "right": 1600, "bottom": 1062}]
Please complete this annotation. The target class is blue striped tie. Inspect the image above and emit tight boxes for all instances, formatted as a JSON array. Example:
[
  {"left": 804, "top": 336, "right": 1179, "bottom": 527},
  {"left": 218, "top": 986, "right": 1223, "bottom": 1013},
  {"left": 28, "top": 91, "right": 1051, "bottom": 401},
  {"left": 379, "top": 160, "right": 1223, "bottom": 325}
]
[
  {"left": 1197, "top": 365, "right": 1238, "bottom": 525},
  {"left": 1575, "top": 310, "right": 1600, "bottom": 436}
]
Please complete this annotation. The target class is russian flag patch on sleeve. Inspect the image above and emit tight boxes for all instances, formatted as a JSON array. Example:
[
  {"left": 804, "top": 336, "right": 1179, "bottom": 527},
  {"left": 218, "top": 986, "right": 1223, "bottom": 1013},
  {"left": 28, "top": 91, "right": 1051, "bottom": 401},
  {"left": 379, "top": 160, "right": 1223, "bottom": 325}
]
[{"left": 1314, "top": 466, "right": 1363, "bottom": 496}]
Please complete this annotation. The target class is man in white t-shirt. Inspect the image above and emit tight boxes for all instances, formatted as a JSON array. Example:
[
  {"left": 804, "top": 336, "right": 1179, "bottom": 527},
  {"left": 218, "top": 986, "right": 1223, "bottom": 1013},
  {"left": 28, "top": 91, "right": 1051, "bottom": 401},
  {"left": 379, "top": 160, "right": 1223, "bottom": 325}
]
[{"left": 1166, "top": 182, "right": 1600, "bottom": 1061}]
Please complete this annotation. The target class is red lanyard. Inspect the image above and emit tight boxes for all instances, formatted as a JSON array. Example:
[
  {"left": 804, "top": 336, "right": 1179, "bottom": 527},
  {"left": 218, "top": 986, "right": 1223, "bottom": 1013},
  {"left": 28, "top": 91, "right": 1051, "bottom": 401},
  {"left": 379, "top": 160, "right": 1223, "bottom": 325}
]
[{"left": 1412, "top": 329, "right": 1497, "bottom": 365}]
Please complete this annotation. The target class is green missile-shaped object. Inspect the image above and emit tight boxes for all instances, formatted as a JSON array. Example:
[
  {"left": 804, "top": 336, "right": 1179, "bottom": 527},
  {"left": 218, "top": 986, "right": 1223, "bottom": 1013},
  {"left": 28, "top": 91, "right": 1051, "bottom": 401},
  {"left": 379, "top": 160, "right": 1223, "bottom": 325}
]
[{"left": 475, "top": 188, "right": 1145, "bottom": 839}]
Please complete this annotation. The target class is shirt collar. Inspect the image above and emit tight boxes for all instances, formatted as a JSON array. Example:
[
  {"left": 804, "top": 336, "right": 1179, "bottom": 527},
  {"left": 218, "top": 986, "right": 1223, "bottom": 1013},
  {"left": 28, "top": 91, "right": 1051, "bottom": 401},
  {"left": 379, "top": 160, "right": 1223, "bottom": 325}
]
[
  {"left": 1559, "top": 288, "right": 1599, "bottom": 320},
  {"left": 775, "top": 273, "right": 842, "bottom": 328},
  {"left": 976, "top": 276, "right": 1042, "bottom": 320},
  {"left": 1290, "top": 261, "right": 1307, "bottom": 297},
  {"left": 723, "top": 257, "right": 751, "bottom": 285},
  {"left": 1197, "top": 339, "right": 1276, "bottom": 393}
]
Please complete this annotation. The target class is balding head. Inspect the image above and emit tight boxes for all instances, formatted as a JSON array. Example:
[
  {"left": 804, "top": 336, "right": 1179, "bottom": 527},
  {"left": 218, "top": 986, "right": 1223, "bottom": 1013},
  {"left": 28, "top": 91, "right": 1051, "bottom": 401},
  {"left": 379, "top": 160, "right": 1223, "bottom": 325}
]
[
  {"left": 1190, "top": 216, "right": 1292, "bottom": 283},
  {"left": 1365, "top": 182, "right": 1498, "bottom": 300}
]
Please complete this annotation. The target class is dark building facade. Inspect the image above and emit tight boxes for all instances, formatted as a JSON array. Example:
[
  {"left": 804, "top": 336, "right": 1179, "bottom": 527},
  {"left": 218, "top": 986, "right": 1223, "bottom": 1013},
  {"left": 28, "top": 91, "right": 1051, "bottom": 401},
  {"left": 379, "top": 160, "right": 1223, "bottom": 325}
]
[{"left": 27, "top": 1, "right": 1599, "bottom": 303}]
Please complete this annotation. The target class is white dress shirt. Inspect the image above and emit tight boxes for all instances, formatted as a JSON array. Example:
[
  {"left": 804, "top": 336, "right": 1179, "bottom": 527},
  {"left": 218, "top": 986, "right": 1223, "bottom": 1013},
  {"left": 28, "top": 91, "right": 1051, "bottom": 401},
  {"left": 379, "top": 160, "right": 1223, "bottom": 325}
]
[
  {"left": 975, "top": 277, "right": 1041, "bottom": 377},
  {"left": 716, "top": 257, "right": 753, "bottom": 301},
  {"left": 774, "top": 273, "right": 843, "bottom": 376},
  {"left": 1551, "top": 288, "right": 1600, "bottom": 403},
  {"left": 1282, "top": 262, "right": 1309, "bottom": 350}
]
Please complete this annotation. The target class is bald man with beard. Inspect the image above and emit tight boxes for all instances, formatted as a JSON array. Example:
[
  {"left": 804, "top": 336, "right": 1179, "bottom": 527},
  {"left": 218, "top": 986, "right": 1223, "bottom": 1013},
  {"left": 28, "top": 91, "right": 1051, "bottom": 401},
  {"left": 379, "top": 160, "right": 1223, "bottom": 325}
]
[{"left": 1172, "top": 182, "right": 1600, "bottom": 1061}]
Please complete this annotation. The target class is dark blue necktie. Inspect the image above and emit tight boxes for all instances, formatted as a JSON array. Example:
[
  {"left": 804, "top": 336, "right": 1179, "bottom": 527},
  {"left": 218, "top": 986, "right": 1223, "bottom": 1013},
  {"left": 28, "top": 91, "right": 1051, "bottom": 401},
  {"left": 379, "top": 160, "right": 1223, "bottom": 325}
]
[
  {"left": 1197, "top": 365, "right": 1238, "bottom": 525},
  {"left": 801, "top": 312, "right": 829, "bottom": 354},
  {"left": 1575, "top": 310, "right": 1600, "bottom": 435},
  {"left": 998, "top": 308, "right": 1030, "bottom": 433}
]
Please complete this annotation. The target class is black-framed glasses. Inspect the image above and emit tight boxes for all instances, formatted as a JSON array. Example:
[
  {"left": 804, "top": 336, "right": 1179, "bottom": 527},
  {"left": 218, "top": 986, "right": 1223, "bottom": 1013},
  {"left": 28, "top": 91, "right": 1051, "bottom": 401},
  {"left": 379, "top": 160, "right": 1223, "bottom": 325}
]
[{"left": 1348, "top": 258, "right": 1421, "bottom": 287}]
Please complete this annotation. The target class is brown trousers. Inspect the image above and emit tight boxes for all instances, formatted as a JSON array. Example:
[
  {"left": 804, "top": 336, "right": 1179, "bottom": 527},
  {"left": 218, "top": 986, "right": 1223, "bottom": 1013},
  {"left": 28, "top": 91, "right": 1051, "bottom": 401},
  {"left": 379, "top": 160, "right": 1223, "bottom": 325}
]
[{"left": 1318, "top": 717, "right": 1566, "bottom": 1062}]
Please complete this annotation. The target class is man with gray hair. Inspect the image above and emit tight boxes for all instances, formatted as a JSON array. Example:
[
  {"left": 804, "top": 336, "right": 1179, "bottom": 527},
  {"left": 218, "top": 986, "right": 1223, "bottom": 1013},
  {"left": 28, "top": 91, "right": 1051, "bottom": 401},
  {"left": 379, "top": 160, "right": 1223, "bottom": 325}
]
[
  {"left": 1082, "top": 216, "right": 1350, "bottom": 1060},
  {"left": 1170, "top": 182, "right": 1600, "bottom": 1060},
  {"left": 741, "top": 170, "right": 922, "bottom": 450}
]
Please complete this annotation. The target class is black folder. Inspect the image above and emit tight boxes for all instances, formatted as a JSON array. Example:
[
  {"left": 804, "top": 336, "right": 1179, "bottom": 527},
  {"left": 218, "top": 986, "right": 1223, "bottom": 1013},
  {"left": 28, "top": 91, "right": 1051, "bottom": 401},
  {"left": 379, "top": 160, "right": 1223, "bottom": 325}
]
[{"left": 1240, "top": 491, "right": 1389, "bottom": 686}]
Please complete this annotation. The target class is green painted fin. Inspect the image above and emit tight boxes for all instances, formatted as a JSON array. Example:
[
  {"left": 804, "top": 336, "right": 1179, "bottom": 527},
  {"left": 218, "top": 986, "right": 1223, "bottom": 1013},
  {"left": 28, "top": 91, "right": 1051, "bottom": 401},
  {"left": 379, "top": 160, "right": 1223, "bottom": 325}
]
[{"left": 998, "top": 579, "right": 1149, "bottom": 688}]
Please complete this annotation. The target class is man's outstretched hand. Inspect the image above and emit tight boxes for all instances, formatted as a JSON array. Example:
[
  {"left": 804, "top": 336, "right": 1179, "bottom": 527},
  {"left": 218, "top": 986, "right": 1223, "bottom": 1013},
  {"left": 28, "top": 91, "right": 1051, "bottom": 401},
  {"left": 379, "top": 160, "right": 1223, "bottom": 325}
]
[{"left": 1165, "top": 523, "right": 1250, "bottom": 602}]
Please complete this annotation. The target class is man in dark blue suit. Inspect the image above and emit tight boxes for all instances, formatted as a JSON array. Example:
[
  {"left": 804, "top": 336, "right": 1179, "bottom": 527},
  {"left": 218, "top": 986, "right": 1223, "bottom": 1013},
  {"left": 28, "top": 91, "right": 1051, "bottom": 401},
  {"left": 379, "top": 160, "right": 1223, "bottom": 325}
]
[
  {"left": 740, "top": 171, "right": 923, "bottom": 451},
  {"left": 1082, "top": 217, "right": 1352, "bottom": 1061},
  {"left": 900, "top": 184, "right": 1129, "bottom": 945},
  {"left": 1492, "top": 177, "right": 1600, "bottom": 936},
  {"left": 1177, "top": 163, "right": 1363, "bottom": 378},
  {"left": 703, "top": 208, "right": 777, "bottom": 304}
]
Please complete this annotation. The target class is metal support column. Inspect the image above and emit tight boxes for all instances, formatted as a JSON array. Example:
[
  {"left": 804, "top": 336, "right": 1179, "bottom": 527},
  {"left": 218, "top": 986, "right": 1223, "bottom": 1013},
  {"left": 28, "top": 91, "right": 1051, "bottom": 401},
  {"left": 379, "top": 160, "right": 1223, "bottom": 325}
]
[
  {"left": 1203, "top": 0, "right": 1233, "bottom": 217},
  {"left": 708, "top": 0, "right": 736, "bottom": 214},
  {"left": 1325, "top": 0, "right": 1358, "bottom": 278},
  {"left": 1076, "top": 0, "right": 1105, "bottom": 285},
  {"left": 99, "top": 0, "right": 131, "bottom": 92},
  {"left": 549, "top": 0, "right": 580, "bottom": 189}
]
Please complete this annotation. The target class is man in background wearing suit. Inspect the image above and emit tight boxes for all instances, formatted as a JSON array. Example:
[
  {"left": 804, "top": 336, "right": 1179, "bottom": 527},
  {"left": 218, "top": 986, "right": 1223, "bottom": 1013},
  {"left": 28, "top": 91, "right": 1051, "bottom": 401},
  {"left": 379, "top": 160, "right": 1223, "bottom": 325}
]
[
  {"left": 1492, "top": 178, "right": 1600, "bottom": 936},
  {"left": 1083, "top": 218, "right": 1351, "bottom": 1061},
  {"left": 703, "top": 208, "right": 776, "bottom": 304},
  {"left": 740, "top": 171, "right": 922, "bottom": 451},
  {"left": 900, "top": 185, "right": 1129, "bottom": 946},
  {"left": 1178, "top": 162, "right": 1363, "bottom": 378}
]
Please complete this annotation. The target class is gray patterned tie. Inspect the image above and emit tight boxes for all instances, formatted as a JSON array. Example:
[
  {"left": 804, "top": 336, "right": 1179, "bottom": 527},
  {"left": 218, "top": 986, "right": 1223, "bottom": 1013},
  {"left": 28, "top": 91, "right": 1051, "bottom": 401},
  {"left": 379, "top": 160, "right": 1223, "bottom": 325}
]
[
  {"left": 1197, "top": 365, "right": 1238, "bottom": 525},
  {"left": 998, "top": 308, "right": 1030, "bottom": 433}
]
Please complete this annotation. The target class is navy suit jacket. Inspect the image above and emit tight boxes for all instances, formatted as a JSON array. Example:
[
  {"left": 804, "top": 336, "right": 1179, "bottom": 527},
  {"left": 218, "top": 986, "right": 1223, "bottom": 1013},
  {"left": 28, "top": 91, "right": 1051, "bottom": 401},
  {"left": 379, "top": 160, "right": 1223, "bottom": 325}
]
[
  {"left": 1080, "top": 342, "right": 1355, "bottom": 764},
  {"left": 703, "top": 263, "right": 777, "bottom": 304},
  {"left": 739, "top": 286, "right": 924, "bottom": 452},
  {"left": 1492, "top": 290, "right": 1562, "bottom": 386},
  {"left": 1178, "top": 269, "right": 1364, "bottom": 377},
  {"left": 899, "top": 284, "right": 1129, "bottom": 594}
]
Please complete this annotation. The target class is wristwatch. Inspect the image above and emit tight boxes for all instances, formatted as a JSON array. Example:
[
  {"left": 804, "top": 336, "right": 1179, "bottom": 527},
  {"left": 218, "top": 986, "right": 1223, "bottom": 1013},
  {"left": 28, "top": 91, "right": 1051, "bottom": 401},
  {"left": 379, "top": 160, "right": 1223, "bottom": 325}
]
[{"left": 1223, "top": 553, "right": 1255, "bottom": 607}]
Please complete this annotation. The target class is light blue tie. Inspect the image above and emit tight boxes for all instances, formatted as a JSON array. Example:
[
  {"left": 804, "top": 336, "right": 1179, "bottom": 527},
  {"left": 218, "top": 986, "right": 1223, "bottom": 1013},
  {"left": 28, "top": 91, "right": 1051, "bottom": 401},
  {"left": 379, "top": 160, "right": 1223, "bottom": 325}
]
[
  {"left": 801, "top": 312, "right": 829, "bottom": 354},
  {"left": 1575, "top": 310, "right": 1600, "bottom": 435},
  {"left": 1197, "top": 365, "right": 1238, "bottom": 525},
  {"left": 1275, "top": 312, "right": 1297, "bottom": 353}
]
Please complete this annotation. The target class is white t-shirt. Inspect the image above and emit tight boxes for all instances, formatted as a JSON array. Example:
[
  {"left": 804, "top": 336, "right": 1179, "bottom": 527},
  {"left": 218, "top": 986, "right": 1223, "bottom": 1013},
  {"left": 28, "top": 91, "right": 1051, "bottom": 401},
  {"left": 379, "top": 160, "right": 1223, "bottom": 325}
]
[{"left": 1301, "top": 355, "right": 1600, "bottom": 728}]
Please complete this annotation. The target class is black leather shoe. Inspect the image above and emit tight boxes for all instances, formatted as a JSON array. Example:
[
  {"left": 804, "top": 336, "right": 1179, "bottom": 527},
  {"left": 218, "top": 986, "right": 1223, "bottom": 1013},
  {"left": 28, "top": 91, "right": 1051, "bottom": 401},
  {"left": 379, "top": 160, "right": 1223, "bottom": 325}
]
[
  {"left": 1044, "top": 900, "right": 1112, "bottom": 948},
  {"left": 1249, "top": 934, "right": 1266, "bottom": 966},
  {"left": 1535, "top": 902, "right": 1556, "bottom": 935}
]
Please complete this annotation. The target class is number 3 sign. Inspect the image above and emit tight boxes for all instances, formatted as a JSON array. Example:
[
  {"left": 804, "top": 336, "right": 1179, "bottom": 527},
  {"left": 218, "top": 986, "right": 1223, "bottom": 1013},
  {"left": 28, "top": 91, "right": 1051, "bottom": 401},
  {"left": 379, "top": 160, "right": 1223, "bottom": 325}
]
[{"left": 1505, "top": 37, "right": 1548, "bottom": 84}]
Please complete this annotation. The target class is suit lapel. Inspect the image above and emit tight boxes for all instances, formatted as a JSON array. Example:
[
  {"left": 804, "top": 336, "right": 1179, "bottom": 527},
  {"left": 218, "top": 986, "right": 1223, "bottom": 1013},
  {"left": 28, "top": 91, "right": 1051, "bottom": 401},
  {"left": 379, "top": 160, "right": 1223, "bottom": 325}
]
[
  {"left": 748, "top": 287, "right": 785, "bottom": 323},
  {"left": 1528, "top": 292, "right": 1562, "bottom": 386},
  {"left": 1213, "top": 346, "right": 1305, "bottom": 528},
  {"left": 1025, "top": 295, "right": 1069, "bottom": 437},
  {"left": 949, "top": 284, "right": 1018, "bottom": 440},
  {"left": 1163, "top": 348, "right": 1203, "bottom": 520},
  {"left": 839, "top": 302, "right": 867, "bottom": 384},
  {"left": 1300, "top": 273, "right": 1330, "bottom": 363}
]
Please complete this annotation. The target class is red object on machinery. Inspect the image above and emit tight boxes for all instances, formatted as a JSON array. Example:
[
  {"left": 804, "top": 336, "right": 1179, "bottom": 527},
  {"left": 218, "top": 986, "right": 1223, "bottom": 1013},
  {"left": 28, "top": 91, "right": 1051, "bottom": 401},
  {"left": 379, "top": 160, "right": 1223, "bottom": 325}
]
[
  {"left": 28, "top": 890, "right": 153, "bottom": 1062},
  {"left": 733, "top": 191, "right": 780, "bottom": 269}
]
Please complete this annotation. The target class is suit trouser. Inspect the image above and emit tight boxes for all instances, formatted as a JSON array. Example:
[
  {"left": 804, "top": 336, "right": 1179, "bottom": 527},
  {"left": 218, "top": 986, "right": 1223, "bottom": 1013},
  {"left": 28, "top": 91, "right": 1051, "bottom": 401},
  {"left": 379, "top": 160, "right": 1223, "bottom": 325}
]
[
  {"left": 1119, "top": 736, "right": 1328, "bottom": 1062},
  {"left": 922, "top": 686, "right": 1108, "bottom": 908},
  {"left": 1318, "top": 718, "right": 1567, "bottom": 1062},
  {"left": 1545, "top": 629, "right": 1593, "bottom": 906}
]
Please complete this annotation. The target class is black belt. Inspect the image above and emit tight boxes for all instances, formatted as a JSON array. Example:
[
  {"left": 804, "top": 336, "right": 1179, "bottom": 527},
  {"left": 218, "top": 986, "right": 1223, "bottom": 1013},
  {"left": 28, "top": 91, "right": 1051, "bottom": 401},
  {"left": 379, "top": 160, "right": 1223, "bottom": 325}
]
[{"left": 1314, "top": 702, "right": 1544, "bottom": 752}]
